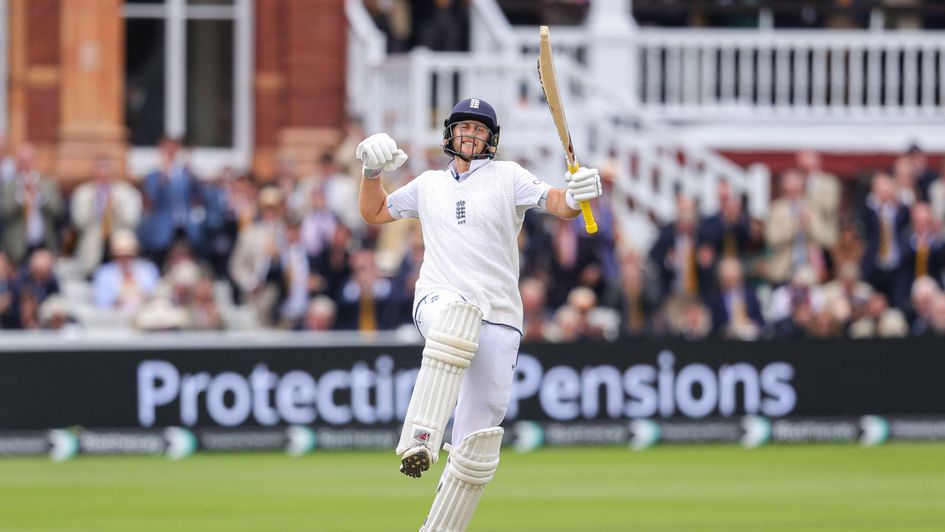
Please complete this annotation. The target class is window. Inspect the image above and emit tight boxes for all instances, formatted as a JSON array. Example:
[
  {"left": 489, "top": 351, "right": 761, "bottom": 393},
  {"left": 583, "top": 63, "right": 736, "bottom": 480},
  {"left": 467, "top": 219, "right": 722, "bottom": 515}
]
[{"left": 123, "top": 0, "right": 252, "bottom": 177}]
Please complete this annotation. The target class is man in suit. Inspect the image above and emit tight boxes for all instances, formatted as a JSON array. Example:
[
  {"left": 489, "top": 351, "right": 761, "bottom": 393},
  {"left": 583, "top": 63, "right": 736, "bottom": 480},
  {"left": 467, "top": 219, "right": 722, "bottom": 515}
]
[
  {"left": 71, "top": 155, "right": 142, "bottom": 276},
  {"left": 796, "top": 150, "right": 841, "bottom": 247},
  {"left": 0, "top": 144, "right": 64, "bottom": 265},
  {"left": 698, "top": 180, "right": 751, "bottom": 266},
  {"left": 708, "top": 256, "right": 764, "bottom": 339},
  {"left": 137, "top": 136, "right": 204, "bottom": 265},
  {"left": 228, "top": 186, "right": 285, "bottom": 326},
  {"left": 649, "top": 194, "right": 710, "bottom": 301},
  {"left": 860, "top": 171, "right": 910, "bottom": 303},
  {"left": 765, "top": 169, "right": 833, "bottom": 285},
  {"left": 894, "top": 202, "right": 945, "bottom": 308}
]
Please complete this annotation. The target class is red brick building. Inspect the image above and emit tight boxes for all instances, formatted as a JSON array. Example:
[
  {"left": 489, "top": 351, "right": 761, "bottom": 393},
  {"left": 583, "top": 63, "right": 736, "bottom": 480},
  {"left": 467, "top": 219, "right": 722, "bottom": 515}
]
[{"left": 0, "top": 0, "right": 346, "bottom": 186}]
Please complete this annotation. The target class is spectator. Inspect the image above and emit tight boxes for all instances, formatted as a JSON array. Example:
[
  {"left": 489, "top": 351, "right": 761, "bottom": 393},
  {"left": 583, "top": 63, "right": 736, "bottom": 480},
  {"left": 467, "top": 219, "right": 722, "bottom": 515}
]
[
  {"left": 390, "top": 223, "right": 424, "bottom": 320},
  {"left": 313, "top": 223, "right": 354, "bottom": 301},
  {"left": 545, "top": 304, "right": 584, "bottom": 342},
  {"left": 274, "top": 155, "right": 306, "bottom": 214},
  {"left": 806, "top": 305, "right": 845, "bottom": 339},
  {"left": 335, "top": 249, "right": 401, "bottom": 331},
  {"left": 38, "top": 295, "right": 76, "bottom": 331},
  {"left": 1, "top": 144, "right": 64, "bottom": 265},
  {"left": 607, "top": 249, "right": 660, "bottom": 338},
  {"left": 892, "top": 155, "right": 919, "bottom": 207},
  {"left": 829, "top": 220, "right": 865, "bottom": 275},
  {"left": 770, "top": 289, "right": 816, "bottom": 339},
  {"left": 200, "top": 167, "right": 239, "bottom": 278},
  {"left": 520, "top": 276, "right": 550, "bottom": 341},
  {"left": 228, "top": 171, "right": 260, "bottom": 233},
  {"left": 698, "top": 180, "right": 751, "bottom": 266},
  {"left": 134, "top": 297, "right": 188, "bottom": 332},
  {"left": 650, "top": 195, "right": 709, "bottom": 300},
  {"left": 566, "top": 286, "right": 598, "bottom": 338},
  {"left": 160, "top": 259, "right": 201, "bottom": 311},
  {"left": 797, "top": 149, "right": 841, "bottom": 247},
  {"left": 860, "top": 171, "right": 910, "bottom": 302},
  {"left": 927, "top": 163, "right": 945, "bottom": 226},
  {"left": 906, "top": 143, "right": 939, "bottom": 202},
  {"left": 0, "top": 251, "right": 17, "bottom": 328},
  {"left": 520, "top": 209, "right": 555, "bottom": 279},
  {"left": 319, "top": 152, "right": 362, "bottom": 233},
  {"left": 71, "top": 155, "right": 143, "bottom": 276},
  {"left": 821, "top": 262, "right": 873, "bottom": 323},
  {"left": 907, "top": 276, "right": 940, "bottom": 336},
  {"left": 365, "top": 0, "right": 412, "bottom": 53},
  {"left": 765, "top": 169, "right": 832, "bottom": 285},
  {"left": 92, "top": 230, "right": 160, "bottom": 312},
  {"left": 586, "top": 306, "right": 621, "bottom": 341},
  {"left": 228, "top": 186, "right": 285, "bottom": 326},
  {"left": 137, "top": 136, "right": 204, "bottom": 265},
  {"left": 848, "top": 292, "right": 907, "bottom": 338},
  {"left": 418, "top": 0, "right": 467, "bottom": 51},
  {"left": 267, "top": 212, "right": 316, "bottom": 329},
  {"left": 300, "top": 182, "right": 339, "bottom": 259},
  {"left": 189, "top": 276, "right": 224, "bottom": 331},
  {"left": 928, "top": 293, "right": 945, "bottom": 335},
  {"left": 895, "top": 202, "right": 945, "bottom": 306},
  {"left": 12, "top": 249, "right": 59, "bottom": 329},
  {"left": 767, "top": 265, "right": 824, "bottom": 324},
  {"left": 708, "top": 257, "right": 764, "bottom": 340},
  {"left": 301, "top": 295, "right": 337, "bottom": 331},
  {"left": 663, "top": 296, "right": 712, "bottom": 340}
]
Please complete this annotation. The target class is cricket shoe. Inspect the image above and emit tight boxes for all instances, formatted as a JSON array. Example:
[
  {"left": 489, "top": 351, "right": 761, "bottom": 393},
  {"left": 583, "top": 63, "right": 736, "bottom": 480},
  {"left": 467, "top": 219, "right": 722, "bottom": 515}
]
[{"left": 399, "top": 444, "right": 433, "bottom": 478}]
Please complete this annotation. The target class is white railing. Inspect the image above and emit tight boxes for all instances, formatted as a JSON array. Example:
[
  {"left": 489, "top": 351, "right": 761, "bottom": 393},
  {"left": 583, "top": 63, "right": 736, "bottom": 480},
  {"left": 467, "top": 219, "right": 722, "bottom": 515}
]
[
  {"left": 507, "top": 25, "right": 945, "bottom": 123},
  {"left": 638, "top": 29, "right": 945, "bottom": 122},
  {"left": 345, "top": 0, "right": 386, "bottom": 121},
  {"left": 346, "top": 0, "right": 775, "bottom": 253}
]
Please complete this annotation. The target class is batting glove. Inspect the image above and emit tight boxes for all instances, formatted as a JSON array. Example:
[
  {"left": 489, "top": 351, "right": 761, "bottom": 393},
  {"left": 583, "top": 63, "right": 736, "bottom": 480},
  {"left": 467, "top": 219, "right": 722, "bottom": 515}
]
[
  {"left": 355, "top": 133, "right": 408, "bottom": 178},
  {"left": 564, "top": 167, "right": 602, "bottom": 209}
]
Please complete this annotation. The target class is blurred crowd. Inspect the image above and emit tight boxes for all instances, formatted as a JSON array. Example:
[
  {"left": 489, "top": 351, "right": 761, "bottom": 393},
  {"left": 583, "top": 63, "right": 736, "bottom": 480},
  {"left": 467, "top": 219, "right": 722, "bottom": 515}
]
[
  {"left": 589, "top": 146, "right": 945, "bottom": 342},
  {"left": 1, "top": 124, "right": 945, "bottom": 340}
]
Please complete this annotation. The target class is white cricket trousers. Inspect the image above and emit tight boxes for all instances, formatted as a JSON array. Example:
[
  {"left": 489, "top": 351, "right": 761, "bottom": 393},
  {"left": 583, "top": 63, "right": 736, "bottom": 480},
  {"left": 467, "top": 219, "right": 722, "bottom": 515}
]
[{"left": 413, "top": 290, "right": 520, "bottom": 445}]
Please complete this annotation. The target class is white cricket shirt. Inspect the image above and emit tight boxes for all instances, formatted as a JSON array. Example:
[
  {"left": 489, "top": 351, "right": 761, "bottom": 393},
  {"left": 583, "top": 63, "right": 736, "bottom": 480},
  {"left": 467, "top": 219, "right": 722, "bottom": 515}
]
[{"left": 387, "top": 159, "right": 551, "bottom": 332}]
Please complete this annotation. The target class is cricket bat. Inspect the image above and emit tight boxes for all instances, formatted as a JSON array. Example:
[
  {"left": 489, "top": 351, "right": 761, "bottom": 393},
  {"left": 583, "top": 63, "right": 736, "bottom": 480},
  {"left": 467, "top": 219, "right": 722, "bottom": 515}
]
[{"left": 537, "top": 25, "right": 598, "bottom": 234}]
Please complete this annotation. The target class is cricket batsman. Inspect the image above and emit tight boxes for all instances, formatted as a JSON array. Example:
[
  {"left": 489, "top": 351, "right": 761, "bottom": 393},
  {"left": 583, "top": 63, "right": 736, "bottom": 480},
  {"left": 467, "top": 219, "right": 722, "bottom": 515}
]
[{"left": 356, "top": 98, "right": 602, "bottom": 531}]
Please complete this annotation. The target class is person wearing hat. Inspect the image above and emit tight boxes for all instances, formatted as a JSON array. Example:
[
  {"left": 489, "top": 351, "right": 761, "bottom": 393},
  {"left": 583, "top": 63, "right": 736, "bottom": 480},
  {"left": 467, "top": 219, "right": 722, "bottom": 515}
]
[
  {"left": 92, "top": 229, "right": 160, "bottom": 311},
  {"left": 228, "top": 186, "right": 285, "bottom": 326},
  {"left": 355, "top": 98, "right": 603, "bottom": 531}
]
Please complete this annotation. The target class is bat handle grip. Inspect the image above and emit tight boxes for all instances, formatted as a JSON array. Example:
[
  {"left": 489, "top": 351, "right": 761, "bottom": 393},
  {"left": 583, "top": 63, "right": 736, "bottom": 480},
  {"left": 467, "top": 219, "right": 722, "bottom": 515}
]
[
  {"left": 568, "top": 162, "right": 598, "bottom": 234},
  {"left": 579, "top": 200, "right": 598, "bottom": 234}
]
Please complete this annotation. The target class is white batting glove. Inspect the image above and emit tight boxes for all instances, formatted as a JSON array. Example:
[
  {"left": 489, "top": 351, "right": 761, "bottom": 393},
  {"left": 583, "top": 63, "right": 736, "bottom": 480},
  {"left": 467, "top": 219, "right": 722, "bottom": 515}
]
[
  {"left": 355, "top": 133, "right": 408, "bottom": 178},
  {"left": 564, "top": 167, "right": 602, "bottom": 209}
]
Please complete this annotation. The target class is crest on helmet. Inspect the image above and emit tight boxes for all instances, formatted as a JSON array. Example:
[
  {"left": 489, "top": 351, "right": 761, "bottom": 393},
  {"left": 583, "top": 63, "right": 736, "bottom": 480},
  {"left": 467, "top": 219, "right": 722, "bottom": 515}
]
[{"left": 442, "top": 98, "right": 501, "bottom": 161}]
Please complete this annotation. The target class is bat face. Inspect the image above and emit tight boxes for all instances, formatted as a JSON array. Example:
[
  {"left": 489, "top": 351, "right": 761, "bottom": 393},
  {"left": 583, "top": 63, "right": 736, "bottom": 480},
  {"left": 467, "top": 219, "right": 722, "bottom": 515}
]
[
  {"left": 537, "top": 26, "right": 578, "bottom": 171},
  {"left": 537, "top": 25, "right": 598, "bottom": 234}
]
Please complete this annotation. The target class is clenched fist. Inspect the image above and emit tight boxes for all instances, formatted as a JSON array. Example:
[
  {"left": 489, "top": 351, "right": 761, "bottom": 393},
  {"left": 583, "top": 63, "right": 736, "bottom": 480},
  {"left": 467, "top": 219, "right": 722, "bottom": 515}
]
[{"left": 356, "top": 133, "right": 408, "bottom": 178}]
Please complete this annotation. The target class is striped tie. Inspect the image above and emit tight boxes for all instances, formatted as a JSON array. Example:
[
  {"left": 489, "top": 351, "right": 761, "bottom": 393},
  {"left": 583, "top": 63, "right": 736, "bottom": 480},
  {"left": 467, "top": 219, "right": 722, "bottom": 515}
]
[
  {"left": 915, "top": 239, "right": 929, "bottom": 278},
  {"left": 358, "top": 290, "right": 377, "bottom": 332}
]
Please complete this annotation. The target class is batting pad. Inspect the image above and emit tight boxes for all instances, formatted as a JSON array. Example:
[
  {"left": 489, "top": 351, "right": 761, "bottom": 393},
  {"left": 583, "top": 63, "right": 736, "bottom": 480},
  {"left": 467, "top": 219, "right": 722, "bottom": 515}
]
[
  {"left": 397, "top": 301, "right": 483, "bottom": 462},
  {"left": 420, "top": 426, "right": 504, "bottom": 532}
]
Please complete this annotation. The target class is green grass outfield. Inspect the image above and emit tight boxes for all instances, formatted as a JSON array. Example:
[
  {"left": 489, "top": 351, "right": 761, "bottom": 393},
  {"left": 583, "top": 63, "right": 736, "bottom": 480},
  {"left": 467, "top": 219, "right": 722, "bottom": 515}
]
[{"left": 1, "top": 443, "right": 944, "bottom": 531}]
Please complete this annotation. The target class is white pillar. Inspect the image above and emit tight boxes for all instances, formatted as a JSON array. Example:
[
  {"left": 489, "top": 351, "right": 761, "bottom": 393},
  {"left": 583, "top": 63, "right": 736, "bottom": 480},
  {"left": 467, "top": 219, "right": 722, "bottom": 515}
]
[{"left": 586, "top": 0, "right": 637, "bottom": 107}]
